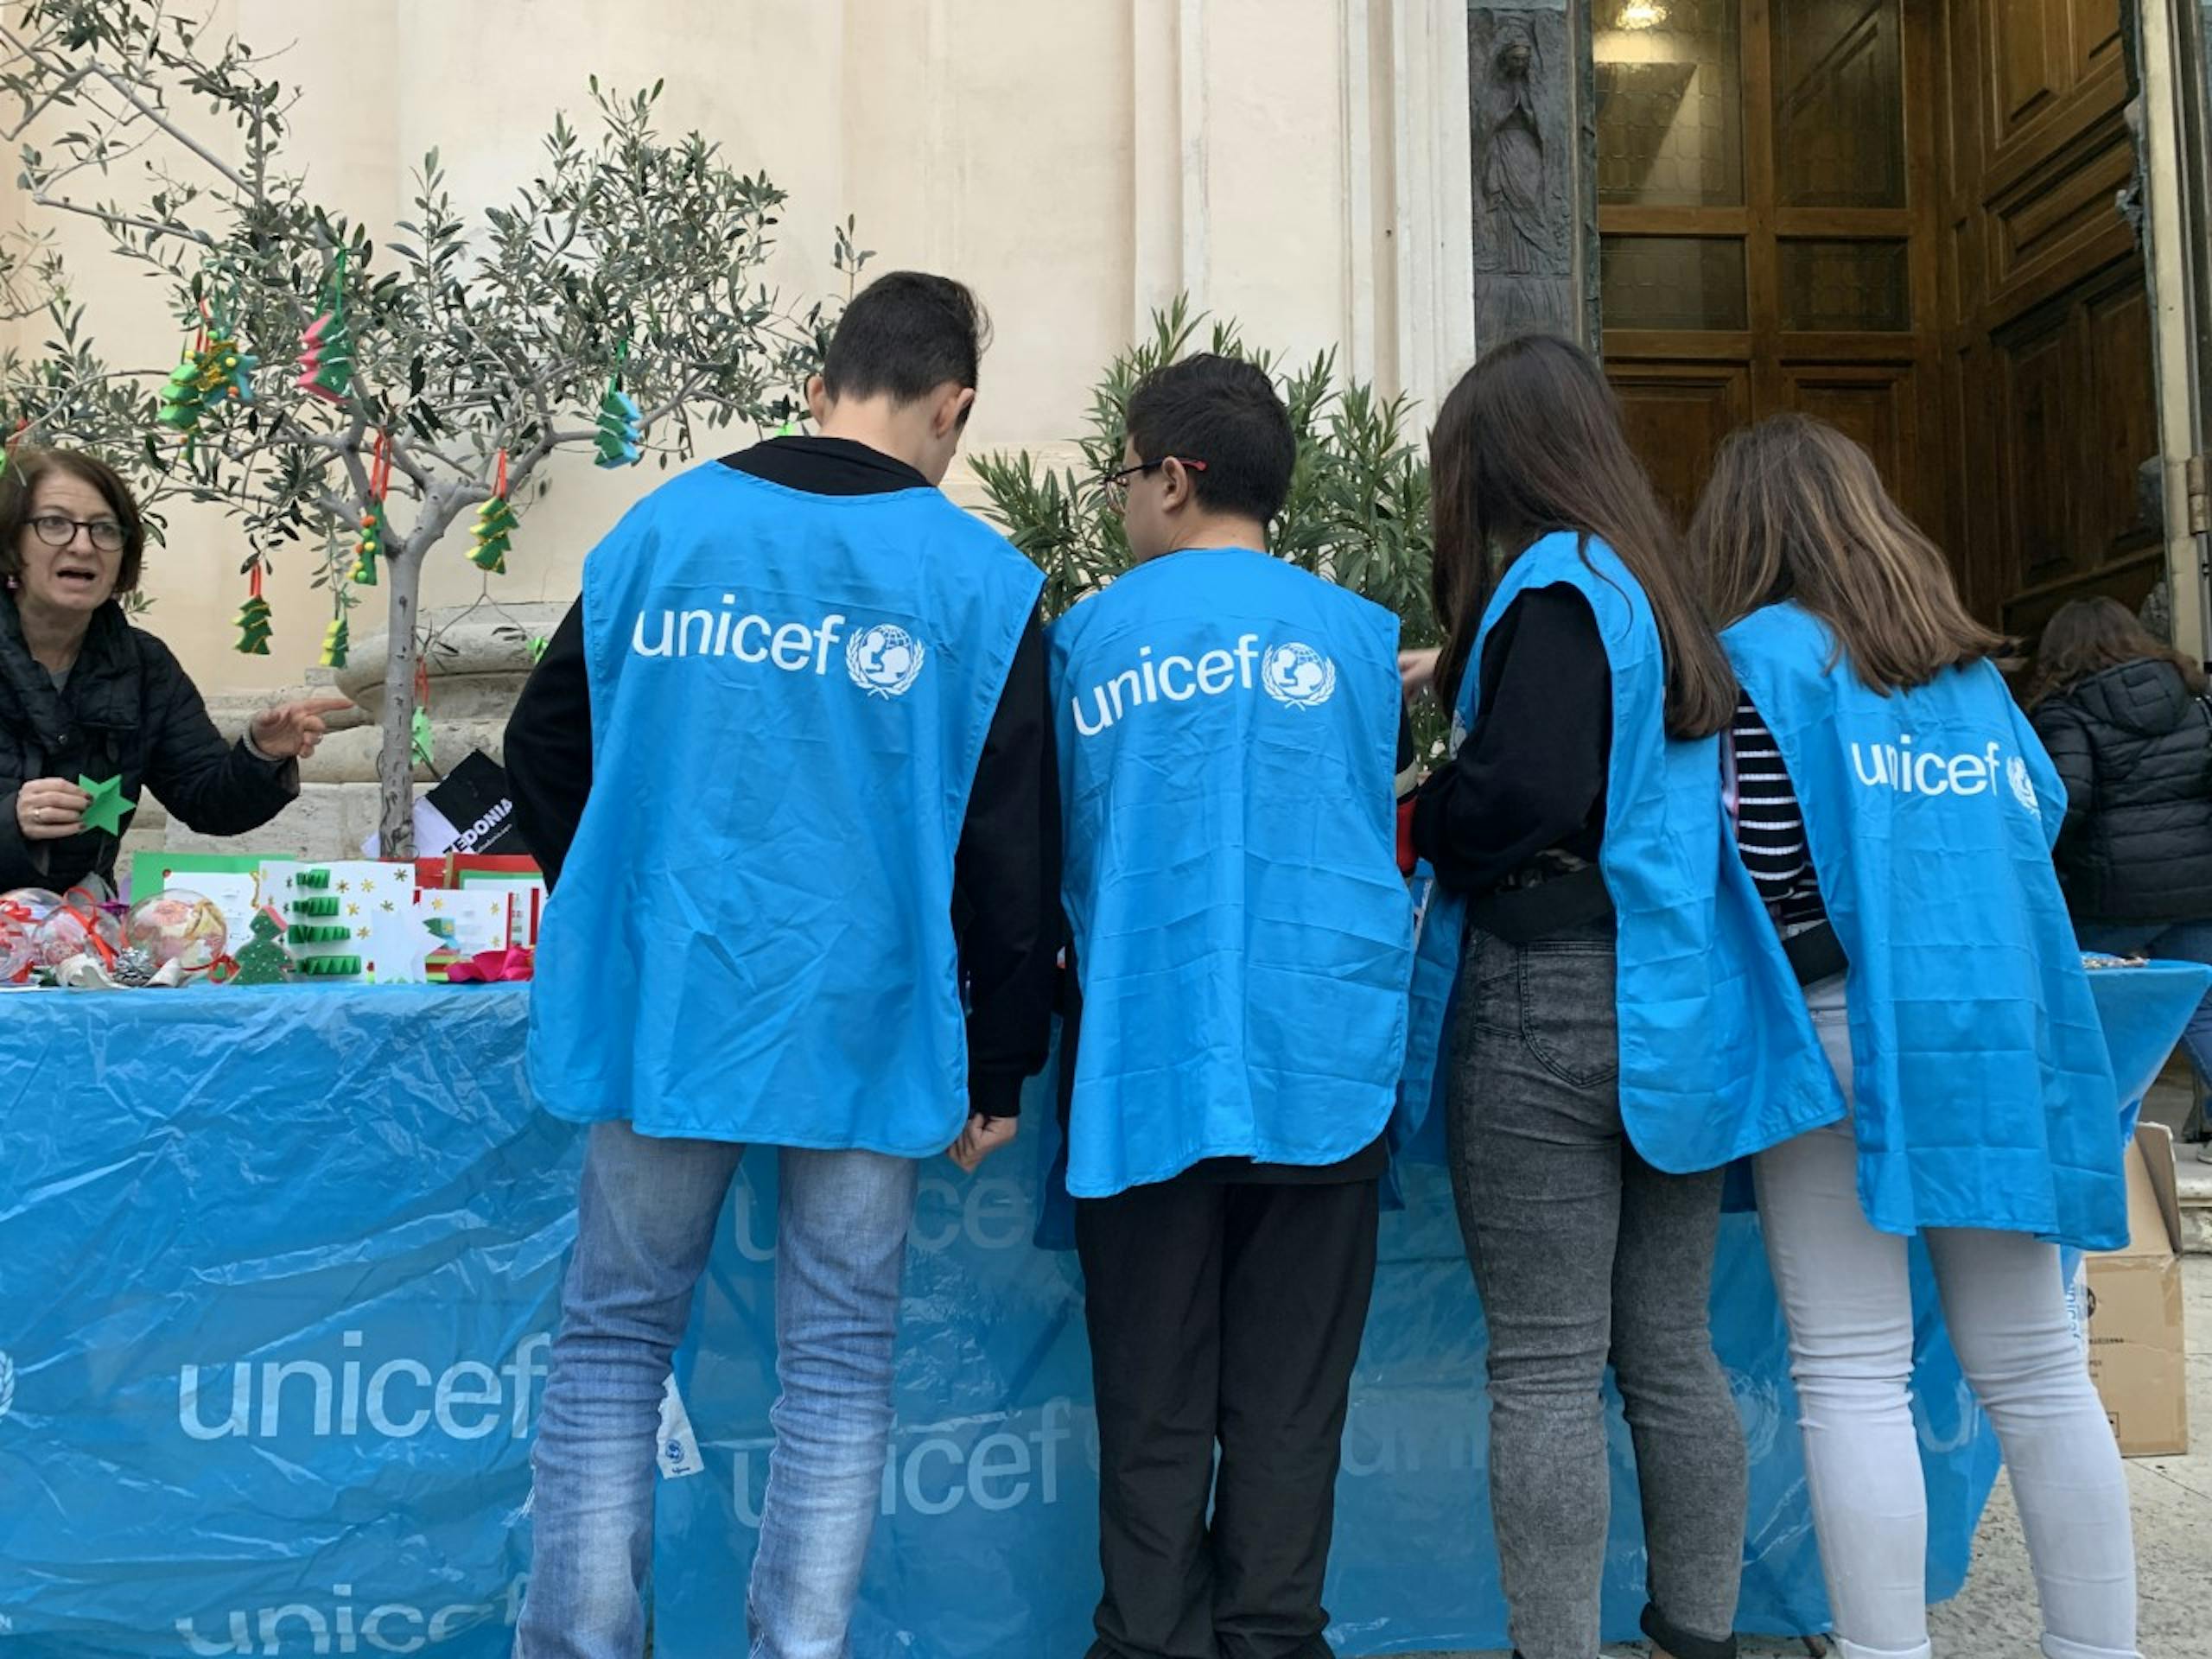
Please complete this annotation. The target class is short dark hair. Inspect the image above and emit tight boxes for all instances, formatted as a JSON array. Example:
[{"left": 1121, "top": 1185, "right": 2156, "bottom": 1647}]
[
  {"left": 1123, "top": 353, "right": 1295, "bottom": 524},
  {"left": 822, "top": 270, "right": 990, "bottom": 407},
  {"left": 0, "top": 446, "right": 148, "bottom": 592}
]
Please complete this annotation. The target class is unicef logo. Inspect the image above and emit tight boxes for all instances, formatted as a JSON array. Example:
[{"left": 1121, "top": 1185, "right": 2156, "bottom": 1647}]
[
  {"left": 2006, "top": 754, "right": 2038, "bottom": 812},
  {"left": 0, "top": 1350, "right": 14, "bottom": 1425},
  {"left": 845, "top": 623, "right": 927, "bottom": 699},
  {"left": 1260, "top": 642, "right": 1338, "bottom": 709}
]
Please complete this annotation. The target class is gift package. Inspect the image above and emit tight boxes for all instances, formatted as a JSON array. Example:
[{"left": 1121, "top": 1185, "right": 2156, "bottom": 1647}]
[{"left": 0, "top": 850, "right": 551, "bottom": 990}]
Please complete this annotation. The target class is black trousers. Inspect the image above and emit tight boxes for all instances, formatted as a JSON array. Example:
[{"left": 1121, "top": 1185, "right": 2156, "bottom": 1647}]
[{"left": 1075, "top": 1176, "right": 1381, "bottom": 1659}]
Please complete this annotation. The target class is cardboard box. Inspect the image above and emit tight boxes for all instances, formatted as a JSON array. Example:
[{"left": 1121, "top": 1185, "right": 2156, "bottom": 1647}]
[{"left": 2083, "top": 1122, "right": 2189, "bottom": 1458}]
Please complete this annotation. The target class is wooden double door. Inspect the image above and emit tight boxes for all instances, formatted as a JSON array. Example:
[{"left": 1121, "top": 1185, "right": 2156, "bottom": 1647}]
[{"left": 1597, "top": 0, "right": 2159, "bottom": 634}]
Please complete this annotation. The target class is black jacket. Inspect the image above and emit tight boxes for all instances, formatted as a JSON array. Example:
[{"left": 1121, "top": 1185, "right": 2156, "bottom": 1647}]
[
  {"left": 0, "top": 595, "right": 298, "bottom": 892},
  {"left": 2031, "top": 657, "right": 2212, "bottom": 925}
]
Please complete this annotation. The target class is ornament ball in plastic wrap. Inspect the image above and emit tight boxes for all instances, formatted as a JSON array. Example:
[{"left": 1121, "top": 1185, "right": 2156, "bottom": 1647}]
[
  {"left": 1, "top": 885, "right": 65, "bottom": 925},
  {"left": 2, "top": 887, "right": 64, "bottom": 980},
  {"left": 0, "top": 887, "right": 57, "bottom": 982},
  {"left": 32, "top": 893, "right": 124, "bottom": 969},
  {"left": 126, "top": 888, "right": 230, "bottom": 976}
]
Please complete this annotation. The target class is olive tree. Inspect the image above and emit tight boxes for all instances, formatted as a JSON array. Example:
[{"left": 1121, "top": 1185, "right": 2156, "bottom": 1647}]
[{"left": 0, "top": 0, "right": 856, "bottom": 850}]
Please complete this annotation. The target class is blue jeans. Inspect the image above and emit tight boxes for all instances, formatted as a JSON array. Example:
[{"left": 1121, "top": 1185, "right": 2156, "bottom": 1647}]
[
  {"left": 516, "top": 1122, "right": 919, "bottom": 1659},
  {"left": 2075, "top": 919, "right": 2212, "bottom": 1130}
]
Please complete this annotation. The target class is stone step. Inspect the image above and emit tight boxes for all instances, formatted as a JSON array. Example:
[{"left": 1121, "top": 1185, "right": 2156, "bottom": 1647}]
[{"left": 2177, "top": 1151, "right": 2212, "bottom": 1255}]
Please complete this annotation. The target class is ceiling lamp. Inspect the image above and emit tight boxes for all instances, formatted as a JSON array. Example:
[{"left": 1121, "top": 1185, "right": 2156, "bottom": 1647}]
[{"left": 1618, "top": 1, "right": 1669, "bottom": 26}]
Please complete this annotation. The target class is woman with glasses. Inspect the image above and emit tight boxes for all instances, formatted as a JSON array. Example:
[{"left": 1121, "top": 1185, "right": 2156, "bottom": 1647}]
[{"left": 1, "top": 446, "right": 344, "bottom": 893}]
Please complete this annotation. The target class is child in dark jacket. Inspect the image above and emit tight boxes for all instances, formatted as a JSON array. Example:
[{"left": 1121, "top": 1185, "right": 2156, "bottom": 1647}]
[{"left": 2031, "top": 594, "right": 2212, "bottom": 1153}]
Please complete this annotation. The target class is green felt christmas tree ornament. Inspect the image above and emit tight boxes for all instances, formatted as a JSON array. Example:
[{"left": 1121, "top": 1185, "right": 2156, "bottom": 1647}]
[
  {"left": 234, "top": 566, "right": 272, "bottom": 657},
  {"left": 296, "top": 250, "right": 354, "bottom": 404},
  {"left": 350, "top": 435, "right": 393, "bottom": 586},
  {"left": 321, "top": 605, "right": 349, "bottom": 671}
]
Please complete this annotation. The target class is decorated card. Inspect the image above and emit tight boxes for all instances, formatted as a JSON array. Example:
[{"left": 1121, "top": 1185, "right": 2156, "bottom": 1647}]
[
  {"left": 416, "top": 884, "right": 511, "bottom": 959},
  {"left": 454, "top": 855, "right": 546, "bottom": 949},
  {"left": 271, "top": 861, "right": 438, "bottom": 983}
]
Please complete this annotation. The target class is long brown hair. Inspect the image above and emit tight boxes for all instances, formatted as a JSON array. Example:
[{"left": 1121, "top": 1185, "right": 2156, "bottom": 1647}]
[
  {"left": 1689, "top": 414, "right": 2004, "bottom": 691},
  {"left": 2029, "top": 595, "right": 2207, "bottom": 707},
  {"left": 0, "top": 446, "right": 149, "bottom": 593},
  {"left": 1427, "top": 334, "right": 1735, "bottom": 738}
]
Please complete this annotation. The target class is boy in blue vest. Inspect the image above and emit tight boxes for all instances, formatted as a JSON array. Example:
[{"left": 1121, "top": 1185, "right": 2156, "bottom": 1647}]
[
  {"left": 1051, "top": 354, "right": 1414, "bottom": 1659},
  {"left": 504, "top": 271, "right": 1059, "bottom": 1659}
]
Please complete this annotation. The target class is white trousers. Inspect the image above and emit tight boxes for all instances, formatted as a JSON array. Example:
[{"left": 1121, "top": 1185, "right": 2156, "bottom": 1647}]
[{"left": 1752, "top": 979, "right": 2139, "bottom": 1659}]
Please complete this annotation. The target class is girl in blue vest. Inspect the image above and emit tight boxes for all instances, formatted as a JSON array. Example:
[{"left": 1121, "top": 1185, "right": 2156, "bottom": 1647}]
[
  {"left": 1409, "top": 337, "right": 1832, "bottom": 1659},
  {"left": 1691, "top": 415, "right": 2137, "bottom": 1659}
]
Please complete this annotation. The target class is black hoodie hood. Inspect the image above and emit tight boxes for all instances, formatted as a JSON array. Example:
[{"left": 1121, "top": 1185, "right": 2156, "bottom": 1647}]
[
  {"left": 2063, "top": 657, "right": 2196, "bottom": 738},
  {"left": 2032, "top": 651, "right": 2212, "bottom": 925}
]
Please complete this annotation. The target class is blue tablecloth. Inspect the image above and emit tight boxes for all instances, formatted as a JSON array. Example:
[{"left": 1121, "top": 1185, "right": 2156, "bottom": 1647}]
[{"left": 1, "top": 964, "right": 2204, "bottom": 1657}]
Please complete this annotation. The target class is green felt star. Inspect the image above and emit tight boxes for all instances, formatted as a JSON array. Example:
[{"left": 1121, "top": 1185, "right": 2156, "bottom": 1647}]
[{"left": 77, "top": 773, "right": 136, "bottom": 836}]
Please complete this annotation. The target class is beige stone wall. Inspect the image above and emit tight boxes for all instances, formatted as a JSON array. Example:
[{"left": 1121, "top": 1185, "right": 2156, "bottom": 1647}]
[{"left": 0, "top": 0, "right": 1476, "bottom": 706}]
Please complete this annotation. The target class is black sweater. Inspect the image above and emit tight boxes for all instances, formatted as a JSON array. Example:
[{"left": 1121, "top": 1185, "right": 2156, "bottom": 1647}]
[
  {"left": 1413, "top": 587, "right": 1609, "bottom": 894},
  {"left": 502, "top": 435, "right": 1061, "bottom": 1118},
  {"left": 2031, "top": 657, "right": 2212, "bottom": 925}
]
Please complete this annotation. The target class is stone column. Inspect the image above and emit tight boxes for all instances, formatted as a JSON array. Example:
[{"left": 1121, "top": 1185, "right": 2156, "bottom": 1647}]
[{"left": 1466, "top": 1, "right": 1599, "bottom": 351}]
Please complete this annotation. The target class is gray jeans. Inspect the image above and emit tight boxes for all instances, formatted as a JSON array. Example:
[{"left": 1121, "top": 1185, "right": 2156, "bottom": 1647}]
[{"left": 1446, "top": 924, "right": 1745, "bottom": 1659}]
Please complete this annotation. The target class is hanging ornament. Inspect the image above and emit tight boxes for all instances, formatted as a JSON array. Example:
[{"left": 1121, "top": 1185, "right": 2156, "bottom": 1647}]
[
  {"left": 321, "top": 597, "right": 350, "bottom": 671},
  {"left": 351, "top": 433, "right": 393, "bottom": 587},
  {"left": 0, "top": 416, "right": 29, "bottom": 483},
  {"left": 470, "top": 448, "right": 515, "bottom": 573},
  {"left": 156, "top": 346, "right": 208, "bottom": 433},
  {"left": 353, "top": 501, "right": 386, "bottom": 587},
  {"left": 234, "top": 564, "right": 272, "bottom": 656},
  {"left": 594, "top": 346, "right": 643, "bottom": 467},
  {"left": 157, "top": 302, "right": 257, "bottom": 434},
  {"left": 296, "top": 250, "right": 354, "bottom": 404}
]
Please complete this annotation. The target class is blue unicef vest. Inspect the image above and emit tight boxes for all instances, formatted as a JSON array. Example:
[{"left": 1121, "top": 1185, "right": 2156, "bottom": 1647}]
[
  {"left": 1399, "top": 534, "right": 1840, "bottom": 1170},
  {"left": 528, "top": 461, "right": 1043, "bottom": 1154},
  {"left": 1724, "top": 602, "right": 2125, "bottom": 1249},
  {"left": 1050, "top": 546, "right": 1412, "bottom": 1197}
]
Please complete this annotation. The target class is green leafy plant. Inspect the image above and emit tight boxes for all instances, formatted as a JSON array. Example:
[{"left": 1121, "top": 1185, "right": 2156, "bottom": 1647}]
[
  {"left": 0, "top": 0, "right": 858, "bottom": 852},
  {"left": 971, "top": 296, "right": 1443, "bottom": 751}
]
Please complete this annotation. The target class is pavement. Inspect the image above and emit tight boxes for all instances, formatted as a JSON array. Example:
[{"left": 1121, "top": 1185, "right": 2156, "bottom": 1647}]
[
  {"left": 1421, "top": 1255, "right": 2209, "bottom": 1657},
  {"left": 1442, "top": 1082, "right": 2212, "bottom": 1659},
  {"left": 1738, "top": 1255, "right": 2209, "bottom": 1659}
]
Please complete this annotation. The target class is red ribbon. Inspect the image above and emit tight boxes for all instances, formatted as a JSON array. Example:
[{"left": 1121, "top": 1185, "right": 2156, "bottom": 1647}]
[
  {"left": 445, "top": 946, "right": 533, "bottom": 983},
  {"left": 54, "top": 887, "right": 118, "bottom": 970}
]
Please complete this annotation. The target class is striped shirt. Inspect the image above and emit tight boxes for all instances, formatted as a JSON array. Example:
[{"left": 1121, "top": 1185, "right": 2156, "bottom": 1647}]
[{"left": 1730, "top": 695, "right": 1830, "bottom": 935}]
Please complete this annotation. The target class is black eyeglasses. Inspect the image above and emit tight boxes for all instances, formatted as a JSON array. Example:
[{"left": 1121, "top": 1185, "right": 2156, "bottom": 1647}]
[
  {"left": 29, "top": 513, "right": 126, "bottom": 553},
  {"left": 1100, "top": 455, "right": 1208, "bottom": 508}
]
